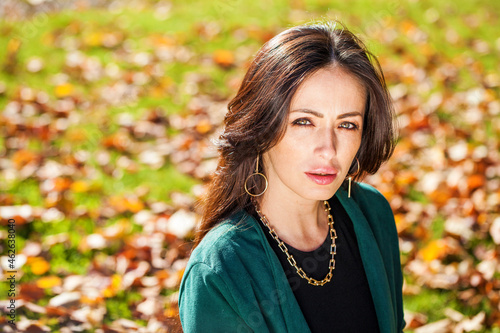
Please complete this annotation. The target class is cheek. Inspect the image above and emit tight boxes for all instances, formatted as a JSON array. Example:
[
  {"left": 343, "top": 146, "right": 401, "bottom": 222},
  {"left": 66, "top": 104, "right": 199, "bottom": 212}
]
[
  {"left": 338, "top": 133, "right": 362, "bottom": 165},
  {"left": 264, "top": 138, "right": 299, "bottom": 172}
]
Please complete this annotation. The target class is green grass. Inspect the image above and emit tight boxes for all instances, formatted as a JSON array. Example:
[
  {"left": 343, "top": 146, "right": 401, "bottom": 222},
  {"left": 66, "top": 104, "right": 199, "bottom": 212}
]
[{"left": 404, "top": 287, "right": 462, "bottom": 323}]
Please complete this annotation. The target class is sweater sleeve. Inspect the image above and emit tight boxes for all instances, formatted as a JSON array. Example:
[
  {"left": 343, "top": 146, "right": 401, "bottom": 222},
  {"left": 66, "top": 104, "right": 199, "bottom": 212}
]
[{"left": 179, "top": 262, "right": 253, "bottom": 333}]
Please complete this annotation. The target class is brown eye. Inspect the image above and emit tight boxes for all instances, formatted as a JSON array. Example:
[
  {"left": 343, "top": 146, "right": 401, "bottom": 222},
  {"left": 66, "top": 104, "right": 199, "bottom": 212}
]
[
  {"left": 292, "top": 118, "right": 312, "bottom": 126},
  {"left": 339, "top": 122, "right": 358, "bottom": 130}
]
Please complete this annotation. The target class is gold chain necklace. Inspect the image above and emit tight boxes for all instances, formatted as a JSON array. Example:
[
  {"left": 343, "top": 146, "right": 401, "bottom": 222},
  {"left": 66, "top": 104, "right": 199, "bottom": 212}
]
[{"left": 255, "top": 200, "right": 337, "bottom": 287}]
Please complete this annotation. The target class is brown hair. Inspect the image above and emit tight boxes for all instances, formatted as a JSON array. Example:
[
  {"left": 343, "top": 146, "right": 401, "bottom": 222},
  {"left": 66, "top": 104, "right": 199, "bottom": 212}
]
[{"left": 194, "top": 21, "right": 396, "bottom": 247}]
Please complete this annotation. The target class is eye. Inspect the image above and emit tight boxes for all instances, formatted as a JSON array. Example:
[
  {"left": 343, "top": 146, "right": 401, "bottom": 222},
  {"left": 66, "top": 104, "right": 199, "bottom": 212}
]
[
  {"left": 292, "top": 118, "right": 312, "bottom": 126},
  {"left": 339, "top": 122, "right": 359, "bottom": 130}
]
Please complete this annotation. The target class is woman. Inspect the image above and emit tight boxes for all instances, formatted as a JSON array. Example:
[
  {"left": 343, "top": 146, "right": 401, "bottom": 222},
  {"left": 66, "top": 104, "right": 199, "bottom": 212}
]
[{"left": 179, "top": 21, "right": 405, "bottom": 332}]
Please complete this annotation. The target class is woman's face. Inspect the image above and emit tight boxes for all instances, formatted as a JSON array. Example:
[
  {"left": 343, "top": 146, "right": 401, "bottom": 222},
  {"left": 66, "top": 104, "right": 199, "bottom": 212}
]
[{"left": 263, "top": 66, "right": 366, "bottom": 203}]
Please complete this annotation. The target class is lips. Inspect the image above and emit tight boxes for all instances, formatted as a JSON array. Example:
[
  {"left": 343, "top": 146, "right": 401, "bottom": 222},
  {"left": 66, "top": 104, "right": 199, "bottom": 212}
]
[{"left": 305, "top": 168, "right": 338, "bottom": 185}]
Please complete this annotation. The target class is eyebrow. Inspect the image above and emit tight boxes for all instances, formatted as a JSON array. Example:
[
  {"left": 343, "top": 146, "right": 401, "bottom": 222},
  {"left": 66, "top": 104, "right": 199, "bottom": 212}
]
[{"left": 290, "top": 109, "right": 364, "bottom": 119}]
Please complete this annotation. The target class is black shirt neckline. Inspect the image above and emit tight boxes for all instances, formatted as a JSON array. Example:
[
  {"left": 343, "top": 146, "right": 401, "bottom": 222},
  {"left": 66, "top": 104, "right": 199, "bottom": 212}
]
[{"left": 248, "top": 195, "right": 380, "bottom": 333}]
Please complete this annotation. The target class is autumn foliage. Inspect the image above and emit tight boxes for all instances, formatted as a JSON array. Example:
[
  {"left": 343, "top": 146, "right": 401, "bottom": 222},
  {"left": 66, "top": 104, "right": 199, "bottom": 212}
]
[{"left": 0, "top": 1, "right": 499, "bottom": 332}]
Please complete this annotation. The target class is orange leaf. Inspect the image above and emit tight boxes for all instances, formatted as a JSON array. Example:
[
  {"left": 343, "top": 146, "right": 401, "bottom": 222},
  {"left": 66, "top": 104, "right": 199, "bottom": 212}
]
[
  {"left": 36, "top": 276, "right": 62, "bottom": 289},
  {"left": 429, "top": 188, "right": 452, "bottom": 207},
  {"left": 467, "top": 174, "right": 485, "bottom": 191},
  {"left": 195, "top": 119, "right": 212, "bottom": 134},
  {"left": 125, "top": 197, "right": 144, "bottom": 213},
  {"left": 155, "top": 270, "right": 170, "bottom": 281},
  {"left": 109, "top": 196, "right": 128, "bottom": 213},
  {"left": 30, "top": 258, "right": 50, "bottom": 275},
  {"left": 12, "top": 149, "right": 37, "bottom": 169},
  {"left": 164, "top": 307, "right": 178, "bottom": 318},
  {"left": 213, "top": 49, "right": 234, "bottom": 67},
  {"left": 53, "top": 177, "right": 72, "bottom": 192},
  {"left": 150, "top": 35, "right": 176, "bottom": 46},
  {"left": 395, "top": 170, "right": 417, "bottom": 186},
  {"left": 81, "top": 295, "right": 104, "bottom": 305},
  {"left": 101, "top": 131, "right": 131, "bottom": 151},
  {"left": 401, "top": 20, "right": 416, "bottom": 34}
]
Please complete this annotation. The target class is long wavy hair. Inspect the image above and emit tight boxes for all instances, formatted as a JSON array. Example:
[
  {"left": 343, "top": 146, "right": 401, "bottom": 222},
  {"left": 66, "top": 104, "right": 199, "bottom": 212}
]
[{"left": 194, "top": 21, "right": 396, "bottom": 247}]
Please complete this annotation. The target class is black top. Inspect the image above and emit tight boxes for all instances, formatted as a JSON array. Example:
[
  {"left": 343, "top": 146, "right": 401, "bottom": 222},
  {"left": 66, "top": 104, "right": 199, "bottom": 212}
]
[{"left": 250, "top": 196, "right": 380, "bottom": 333}]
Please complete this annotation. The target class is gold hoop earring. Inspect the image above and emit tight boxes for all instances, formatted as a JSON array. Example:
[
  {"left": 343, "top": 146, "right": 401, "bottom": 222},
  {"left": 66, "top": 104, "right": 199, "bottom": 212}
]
[
  {"left": 347, "top": 157, "right": 360, "bottom": 198},
  {"left": 244, "top": 155, "right": 268, "bottom": 197}
]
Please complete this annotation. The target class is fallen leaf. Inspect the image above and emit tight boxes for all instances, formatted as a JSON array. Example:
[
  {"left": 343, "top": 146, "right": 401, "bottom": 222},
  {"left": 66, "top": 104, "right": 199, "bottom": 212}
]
[
  {"left": 213, "top": 49, "right": 235, "bottom": 68},
  {"left": 48, "top": 291, "right": 81, "bottom": 307},
  {"left": 418, "top": 239, "right": 449, "bottom": 262},
  {"left": 36, "top": 276, "right": 62, "bottom": 289},
  {"left": 30, "top": 258, "right": 50, "bottom": 275},
  {"left": 54, "top": 83, "right": 74, "bottom": 98}
]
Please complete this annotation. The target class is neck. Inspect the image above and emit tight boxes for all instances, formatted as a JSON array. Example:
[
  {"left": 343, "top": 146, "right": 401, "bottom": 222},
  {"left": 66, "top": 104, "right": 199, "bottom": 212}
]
[{"left": 255, "top": 191, "right": 329, "bottom": 252}]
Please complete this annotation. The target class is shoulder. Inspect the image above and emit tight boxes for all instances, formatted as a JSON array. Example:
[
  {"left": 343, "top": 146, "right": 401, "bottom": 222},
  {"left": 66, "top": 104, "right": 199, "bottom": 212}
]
[
  {"left": 354, "top": 182, "right": 390, "bottom": 203},
  {"left": 179, "top": 210, "right": 271, "bottom": 308},
  {"left": 346, "top": 182, "right": 398, "bottom": 242},
  {"left": 352, "top": 182, "right": 393, "bottom": 216},
  {"left": 183, "top": 210, "right": 263, "bottom": 275}
]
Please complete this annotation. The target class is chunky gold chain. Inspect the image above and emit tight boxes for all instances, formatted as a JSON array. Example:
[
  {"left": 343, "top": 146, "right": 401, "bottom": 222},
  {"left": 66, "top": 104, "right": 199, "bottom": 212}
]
[{"left": 255, "top": 200, "right": 337, "bottom": 287}]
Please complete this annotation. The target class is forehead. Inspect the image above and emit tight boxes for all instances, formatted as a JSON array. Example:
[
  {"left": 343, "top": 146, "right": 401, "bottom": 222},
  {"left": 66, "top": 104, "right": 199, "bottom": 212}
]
[{"left": 290, "top": 67, "right": 366, "bottom": 113}]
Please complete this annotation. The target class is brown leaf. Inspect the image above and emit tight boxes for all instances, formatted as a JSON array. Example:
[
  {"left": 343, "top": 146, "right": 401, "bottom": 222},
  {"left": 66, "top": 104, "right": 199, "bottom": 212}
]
[{"left": 19, "top": 283, "right": 45, "bottom": 302}]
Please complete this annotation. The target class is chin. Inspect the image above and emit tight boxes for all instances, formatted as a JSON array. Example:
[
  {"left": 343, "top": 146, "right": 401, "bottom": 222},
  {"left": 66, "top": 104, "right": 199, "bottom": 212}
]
[{"left": 303, "top": 186, "right": 340, "bottom": 201}]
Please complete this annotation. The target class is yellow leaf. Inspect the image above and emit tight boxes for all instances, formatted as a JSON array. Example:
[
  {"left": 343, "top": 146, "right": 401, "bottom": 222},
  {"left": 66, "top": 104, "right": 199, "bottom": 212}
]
[
  {"left": 102, "top": 274, "right": 122, "bottom": 298},
  {"left": 111, "top": 274, "right": 121, "bottom": 288},
  {"left": 85, "top": 32, "right": 103, "bottom": 47},
  {"left": 102, "top": 286, "right": 115, "bottom": 298},
  {"left": 394, "top": 214, "right": 409, "bottom": 234},
  {"left": 7, "top": 38, "right": 21, "bottom": 53},
  {"left": 66, "top": 128, "right": 87, "bottom": 142},
  {"left": 55, "top": 83, "right": 74, "bottom": 98},
  {"left": 30, "top": 258, "right": 50, "bottom": 275},
  {"left": 36, "top": 276, "right": 62, "bottom": 289},
  {"left": 71, "top": 180, "right": 90, "bottom": 193},
  {"left": 419, "top": 239, "right": 448, "bottom": 262}
]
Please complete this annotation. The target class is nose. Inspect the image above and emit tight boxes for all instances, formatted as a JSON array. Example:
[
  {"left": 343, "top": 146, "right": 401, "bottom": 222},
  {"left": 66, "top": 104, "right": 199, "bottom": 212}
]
[{"left": 316, "top": 127, "right": 336, "bottom": 161}]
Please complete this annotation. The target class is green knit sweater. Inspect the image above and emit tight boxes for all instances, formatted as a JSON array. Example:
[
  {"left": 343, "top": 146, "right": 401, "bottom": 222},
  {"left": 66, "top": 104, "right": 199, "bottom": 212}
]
[{"left": 179, "top": 183, "right": 405, "bottom": 332}]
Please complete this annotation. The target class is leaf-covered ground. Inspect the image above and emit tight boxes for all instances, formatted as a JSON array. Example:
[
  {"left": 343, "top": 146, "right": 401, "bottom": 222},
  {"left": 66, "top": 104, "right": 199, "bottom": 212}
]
[{"left": 0, "top": 0, "right": 499, "bottom": 332}]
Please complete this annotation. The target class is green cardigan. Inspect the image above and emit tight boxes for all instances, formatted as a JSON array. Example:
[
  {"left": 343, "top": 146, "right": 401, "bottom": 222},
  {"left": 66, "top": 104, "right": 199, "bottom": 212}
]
[{"left": 179, "top": 183, "right": 405, "bottom": 332}]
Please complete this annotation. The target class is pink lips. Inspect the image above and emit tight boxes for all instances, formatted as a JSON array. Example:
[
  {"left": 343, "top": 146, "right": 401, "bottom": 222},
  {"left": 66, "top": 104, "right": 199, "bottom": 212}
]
[{"left": 305, "top": 168, "right": 338, "bottom": 185}]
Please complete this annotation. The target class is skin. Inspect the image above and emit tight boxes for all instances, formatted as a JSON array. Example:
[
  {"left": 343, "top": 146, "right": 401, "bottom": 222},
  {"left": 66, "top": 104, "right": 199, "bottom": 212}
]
[{"left": 258, "top": 66, "right": 366, "bottom": 251}]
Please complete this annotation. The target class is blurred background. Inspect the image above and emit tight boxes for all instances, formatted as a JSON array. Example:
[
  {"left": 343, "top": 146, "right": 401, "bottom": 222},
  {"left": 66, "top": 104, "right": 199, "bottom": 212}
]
[{"left": 0, "top": 0, "right": 498, "bottom": 332}]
